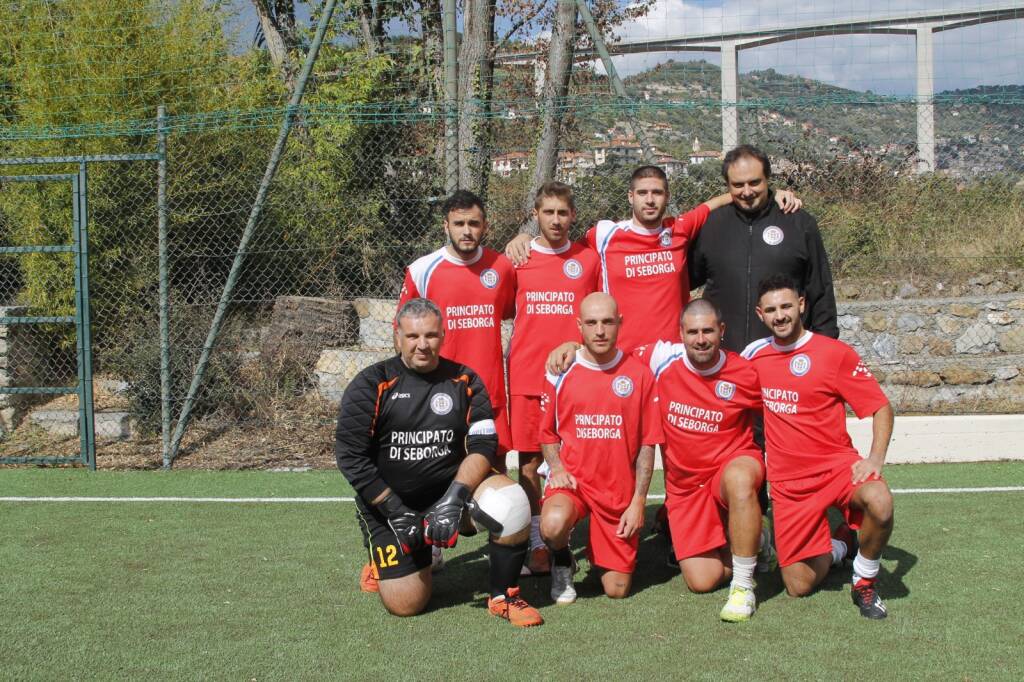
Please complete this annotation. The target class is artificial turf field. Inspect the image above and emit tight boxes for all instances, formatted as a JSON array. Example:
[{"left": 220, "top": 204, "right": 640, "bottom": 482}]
[{"left": 2, "top": 462, "right": 1022, "bottom": 680}]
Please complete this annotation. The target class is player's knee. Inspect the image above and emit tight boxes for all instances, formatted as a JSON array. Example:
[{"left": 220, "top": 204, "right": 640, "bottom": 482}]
[
  {"left": 474, "top": 477, "right": 531, "bottom": 544},
  {"left": 603, "top": 577, "right": 632, "bottom": 599},
  {"left": 539, "top": 507, "right": 572, "bottom": 545},
  {"left": 379, "top": 591, "right": 429, "bottom": 617},
  {"left": 783, "top": 578, "right": 814, "bottom": 598},
  {"left": 861, "top": 482, "right": 894, "bottom": 525},
  {"left": 682, "top": 570, "right": 722, "bottom": 594}
]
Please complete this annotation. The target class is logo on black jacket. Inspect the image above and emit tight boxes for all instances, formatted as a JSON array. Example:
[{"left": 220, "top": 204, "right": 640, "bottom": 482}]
[{"left": 430, "top": 393, "right": 454, "bottom": 415}]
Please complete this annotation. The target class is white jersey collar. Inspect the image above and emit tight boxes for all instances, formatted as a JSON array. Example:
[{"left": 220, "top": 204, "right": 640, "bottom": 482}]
[
  {"left": 442, "top": 245, "right": 483, "bottom": 266},
  {"left": 628, "top": 218, "right": 666, "bottom": 237},
  {"left": 683, "top": 349, "right": 726, "bottom": 377},
  {"left": 576, "top": 348, "right": 624, "bottom": 371},
  {"left": 771, "top": 330, "right": 813, "bottom": 353},
  {"left": 530, "top": 238, "right": 572, "bottom": 255}
]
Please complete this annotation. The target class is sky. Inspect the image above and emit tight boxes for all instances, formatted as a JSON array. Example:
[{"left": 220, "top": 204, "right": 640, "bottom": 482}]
[{"left": 225, "top": 0, "right": 1024, "bottom": 95}]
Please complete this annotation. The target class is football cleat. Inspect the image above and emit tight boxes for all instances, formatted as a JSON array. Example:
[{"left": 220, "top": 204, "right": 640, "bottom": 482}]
[
  {"left": 520, "top": 546, "right": 552, "bottom": 576},
  {"left": 852, "top": 579, "right": 888, "bottom": 619},
  {"left": 488, "top": 587, "right": 544, "bottom": 627},
  {"left": 431, "top": 545, "right": 445, "bottom": 573},
  {"left": 719, "top": 585, "right": 756, "bottom": 622},
  {"left": 359, "top": 562, "right": 380, "bottom": 593},
  {"left": 550, "top": 565, "right": 577, "bottom": 605}
]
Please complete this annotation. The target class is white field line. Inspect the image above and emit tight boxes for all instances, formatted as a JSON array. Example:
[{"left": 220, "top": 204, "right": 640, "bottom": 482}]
[{"left": 1, "top": 486, "right": 1023, "bottom": 503}]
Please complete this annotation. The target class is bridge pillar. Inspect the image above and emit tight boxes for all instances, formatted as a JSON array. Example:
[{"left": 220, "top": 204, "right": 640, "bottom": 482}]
[
  {"left": 916, "top": 24, "right": 936, "bottom": 173},
  {"left": 721, "top": 40, "right": 739, "bottom": 151}
]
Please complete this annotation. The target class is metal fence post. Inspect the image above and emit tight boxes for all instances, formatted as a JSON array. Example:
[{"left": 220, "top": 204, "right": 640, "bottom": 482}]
[
  {"left": 443, "top": 0, "right": 459, "bottom": 194},
  {"left": 77, "top": 162, "right": 96, "bottom": 469},
  {"left": 157, "top": 106, "right": 171, "bottom": 467},
  {"left": 164, "top": 0, "right": 340, "bottom": 466},
  {"left": 574, "top": 0, "right": 654, "bottom": 163}
]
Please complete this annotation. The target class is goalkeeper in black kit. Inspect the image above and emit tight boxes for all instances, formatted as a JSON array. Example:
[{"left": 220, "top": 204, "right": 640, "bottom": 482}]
[{"left": 336, "top": 297, "right": 544, "bottom": 627}]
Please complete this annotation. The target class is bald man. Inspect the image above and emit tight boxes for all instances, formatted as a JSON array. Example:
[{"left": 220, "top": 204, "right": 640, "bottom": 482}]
[{"left": 538, "top": 293, "right": 664, "bottom": 603}]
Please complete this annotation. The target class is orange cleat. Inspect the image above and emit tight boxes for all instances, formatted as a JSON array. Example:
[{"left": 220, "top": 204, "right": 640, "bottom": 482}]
[
  {"left": 359, "top": 562, "right": 380, "bottom": 593},
  {"left": 487, "top": 586, "right": 544, "bottom": 627}
]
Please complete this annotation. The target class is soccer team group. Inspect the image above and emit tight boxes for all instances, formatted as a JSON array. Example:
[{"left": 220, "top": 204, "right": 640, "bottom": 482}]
[{"left": 335, "top": 145, "right": 897, "bottom": 628}]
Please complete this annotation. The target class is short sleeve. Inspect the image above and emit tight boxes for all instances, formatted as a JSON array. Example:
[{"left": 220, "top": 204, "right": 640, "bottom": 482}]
[
  {"left": 671, "top": 203, "right": 710, "bottom": 240},
  {"left": 835, "top": 346, "right": 889, "bottom": 419},
  {"left": 639, "top": 370, "right": 666, "bottom": 446},
  {"left": 538, "top": 373, "right": 561, "bottom": 445}
]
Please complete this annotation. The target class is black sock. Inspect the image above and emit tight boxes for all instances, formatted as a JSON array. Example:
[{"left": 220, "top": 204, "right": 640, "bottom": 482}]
[
  {"left": 551, "top": 546, "right": 573, "bottom": 567},
  {"left": 488, "top": 541, "right": 528, "bottom": 598}
]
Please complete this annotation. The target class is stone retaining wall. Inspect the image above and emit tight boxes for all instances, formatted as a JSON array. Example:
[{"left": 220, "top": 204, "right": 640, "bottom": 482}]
[{"left": 316, "top": 294, "right": 1024, "bottom": 413}]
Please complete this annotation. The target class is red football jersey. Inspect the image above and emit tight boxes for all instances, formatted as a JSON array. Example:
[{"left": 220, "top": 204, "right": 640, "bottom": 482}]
[
  {"left": 539, "top": 350, "right": 664, "bottom": 512},
  {"left": 398, "top": 247, "right": 516, "bottom": 408},
  {"left": 508, "top": 239, "right": 601, "bottom": 397},
  {"left": 635, "top": 342, "right": 762, "bottom": 491},
  {"left": 583, "top": 204, "right": 709, "bottom": 352},
  {"left": 742, "top": 331, "right": 890, "bottom": 482}
]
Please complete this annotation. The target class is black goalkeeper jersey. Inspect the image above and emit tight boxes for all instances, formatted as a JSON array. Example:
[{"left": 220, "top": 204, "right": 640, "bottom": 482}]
[{"left": 335, "top": 355, "right": 498, "bottom": 510}]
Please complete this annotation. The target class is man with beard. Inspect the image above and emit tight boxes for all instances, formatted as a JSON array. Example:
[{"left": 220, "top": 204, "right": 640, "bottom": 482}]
[{"left": 689, "top": 144, "right": 838, "bottom": 353}]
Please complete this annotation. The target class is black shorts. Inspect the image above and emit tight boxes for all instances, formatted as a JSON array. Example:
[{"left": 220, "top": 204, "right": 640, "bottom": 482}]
[{"left": 355, "top": 498, "right": 432, "bottom": 580}]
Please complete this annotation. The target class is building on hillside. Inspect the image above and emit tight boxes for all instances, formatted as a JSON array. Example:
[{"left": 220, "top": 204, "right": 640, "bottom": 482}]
[
  {"left": 492, "top": 151, "right": 531, "bottom": 177},
  {"left": 653, "top": 153, "right": 686, "bottom": 177},
  {"left": 556, "top": 151, "right": 597, "bottom": 183},
  {"left": 594, "top": 138, "right": 643, "bottom": 166}
]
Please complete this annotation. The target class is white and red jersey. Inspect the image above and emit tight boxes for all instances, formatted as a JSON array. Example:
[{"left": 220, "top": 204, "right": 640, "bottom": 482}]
[
  {"left": 508, "top": 239, "right": 601, "bottom": 397},
  {"left": 635, "top": 342, "right": 762, "bottom": 490},
  {"left": 539, "top": 350, "right": 664, "bottom": 512},
  {"left": 583, "top": 204, "right": 710, "bottom": 352},
  {"left": 742, "top": 331, "right": 889, "bottom": 482},
  {"left": 398, "top": 246, "right": 516, "bottom": 408}
]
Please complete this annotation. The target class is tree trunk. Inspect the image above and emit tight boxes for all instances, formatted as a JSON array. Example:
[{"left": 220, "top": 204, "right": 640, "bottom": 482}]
[
  {"left": 252, "top": 0, "right": 298, "bottom": 93},
  {"left": 522, "top": 0, "right": 577, "bottom": 232},
  {"left": 356, "top": 0, "right": 383, "bottom": 58},
  {"left": 457, "top": 0, "right": 496, "bottom": 196}
]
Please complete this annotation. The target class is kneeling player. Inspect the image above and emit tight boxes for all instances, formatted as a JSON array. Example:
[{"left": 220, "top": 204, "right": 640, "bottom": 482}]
[
  {"left": 634, "top": 299, "right": 765, "bottom": 622},
  {"left": 538, "top": 293, "right": 663, "bottom": 602},
  {"left": 336, "top": 298, "right": 542, "bottom": 626},
  {"left": 743, "top": 274, "right": 895, "bottom": 619}
]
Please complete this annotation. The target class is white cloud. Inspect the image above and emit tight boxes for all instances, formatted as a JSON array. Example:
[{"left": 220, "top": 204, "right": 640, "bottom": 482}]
[{"left": 593, "top": 0, "right": 1024, "bottom": 94}]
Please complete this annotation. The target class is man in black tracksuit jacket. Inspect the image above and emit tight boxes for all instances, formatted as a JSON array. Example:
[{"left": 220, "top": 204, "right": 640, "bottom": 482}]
[{"left": 688, "top": 145, "right": 839, "bottom": 353}]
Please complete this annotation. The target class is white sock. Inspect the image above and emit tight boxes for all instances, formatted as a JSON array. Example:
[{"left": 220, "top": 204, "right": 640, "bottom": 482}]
[
  {"left": 830, "top": 538, "right": 848, "bottom": 566},
  {"left": 852, "top": 552, "right": 880, "bottom": 584},
  {"left": 529, "top": 515, "right": 542, "bottom": 550},
  {"left": 731, "top": 555, "right": 757, "bottom": 590}
]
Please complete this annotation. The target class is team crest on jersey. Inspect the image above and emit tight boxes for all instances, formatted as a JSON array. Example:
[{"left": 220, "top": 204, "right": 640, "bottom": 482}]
[
  {"left": 430, "top": 393, "right": 454, "bottom": 415},
  {"left": 789, "top": 353, "right": 812, "bottom": 376},
  {"left": 715, "top": 380, "right": 736, "bottom": 401},
  {"left": 852, "top": 361, "right": 874, "bottom": 378},
  {"left": 480, "top": 268, "right": 499, "bottom": 289},
  {"left": 612, "top": 375, "right": 634, "bottom": 398},
  {"left": 659, "top": 229, "right": 672, "bottom": 247},
  {"left": 563, "top": 258, "right": 583, "bottom": 280},
  {"left": 762, "top": 226, "right": 784, "bottom": 246}
]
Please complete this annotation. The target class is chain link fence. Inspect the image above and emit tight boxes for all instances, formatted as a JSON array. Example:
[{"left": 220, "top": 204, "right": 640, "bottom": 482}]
[{"left": 1, "top": 0, "right": 1023, "bottom": 468}]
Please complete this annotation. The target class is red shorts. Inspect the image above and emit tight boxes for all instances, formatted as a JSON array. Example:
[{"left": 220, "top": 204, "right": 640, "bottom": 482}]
[
  {"left": 509, "top": 394, "right": 542, "bottom": 453},
  {"left": 542, "top": 488, "right": 637, "bottom": 574},
  {"left": 666, "top": 453, "right": 765, "bottom": 560},
  {"left": 771, "top": 460, "right": 882, "bottom": 567}
]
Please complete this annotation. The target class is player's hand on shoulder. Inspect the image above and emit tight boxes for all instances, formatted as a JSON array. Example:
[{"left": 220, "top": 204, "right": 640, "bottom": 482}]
[
  {"left": 774, "top": 189, "right": 802, "bottom": 214},
  {"left": 423, "top": 481, "right": 472, "bottom": 548},
  {"left": 616, "top": 501, "right": 645, "bottom": 539},
  {"left": 547, "top": 466, "right": 576, "bottom": 490},
  {"left": 545, "top": 342, "right": 581, "bottom": 375},
  {"left": 851, "top": 457, "right": 883, "bottom": 485},
  {"left": 505, "top": 233, "right": 533, "bottom": 266},
  {"left": 378, "top": 492, "right": 426, "bottom": 554}
]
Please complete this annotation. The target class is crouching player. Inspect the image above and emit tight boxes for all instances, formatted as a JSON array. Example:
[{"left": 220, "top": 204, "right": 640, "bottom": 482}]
[
  {"left": 633, "top": 298, "right": 766, "bottom": 622},
  {"left": 336, "top": 298, "right": 543, "bottom": 626},
  {"left": 538, "top": 293, "right": 663, "bottom": 603},
  {"left": 743, "top": 274, "right": 895, "bottom": 619}
]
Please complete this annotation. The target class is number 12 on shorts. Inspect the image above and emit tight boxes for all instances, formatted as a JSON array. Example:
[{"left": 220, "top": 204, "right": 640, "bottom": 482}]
[{"left": 375, "top": 544, "right": 398, "bottom": 568}]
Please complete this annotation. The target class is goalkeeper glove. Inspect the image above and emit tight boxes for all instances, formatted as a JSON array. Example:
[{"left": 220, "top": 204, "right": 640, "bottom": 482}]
[{"left": 423, "top": 481, "right": 471, "bottom": 548}]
